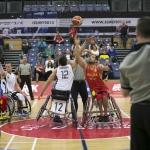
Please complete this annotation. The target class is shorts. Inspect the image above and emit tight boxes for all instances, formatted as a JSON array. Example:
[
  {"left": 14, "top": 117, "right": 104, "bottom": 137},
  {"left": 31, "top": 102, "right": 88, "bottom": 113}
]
[{"left": 92, "top": 89, "right": 109, "bottom": 100}]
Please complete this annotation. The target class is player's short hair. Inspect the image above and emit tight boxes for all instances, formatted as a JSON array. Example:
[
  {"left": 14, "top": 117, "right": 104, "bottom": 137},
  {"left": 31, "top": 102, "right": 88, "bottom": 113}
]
[
  {"left": 59, "top": 55, "right": 67, "bottom": 66},
  {"left": 5, "top": 62, "right": 12, "bottom": 66},
  {"left": 136, "top": 17, "right": 150, "bottom": 38}
]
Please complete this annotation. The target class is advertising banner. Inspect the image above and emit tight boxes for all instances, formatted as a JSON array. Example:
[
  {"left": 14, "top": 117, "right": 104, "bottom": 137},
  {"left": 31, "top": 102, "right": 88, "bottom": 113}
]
[{"left": 22, "top": 82, "right": 121, "bottom": 97}]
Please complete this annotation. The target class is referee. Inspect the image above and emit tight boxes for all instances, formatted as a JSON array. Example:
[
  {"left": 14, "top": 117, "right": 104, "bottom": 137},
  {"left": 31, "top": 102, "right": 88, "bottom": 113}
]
[
  {"left": 71, "top": 39, "right": 88, "bottom": 112},
  {"left": 18, "top": 56, "right": 34, "bottom": 100}
]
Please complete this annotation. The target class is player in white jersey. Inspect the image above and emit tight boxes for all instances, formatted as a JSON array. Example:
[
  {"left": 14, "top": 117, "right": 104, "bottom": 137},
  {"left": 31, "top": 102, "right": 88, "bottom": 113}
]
[
  {"left": 0, "top": 62, "right": 27, "bottom": 115},
  {"left": 38, "top": 52, "right": 76, "bottom": 122}
]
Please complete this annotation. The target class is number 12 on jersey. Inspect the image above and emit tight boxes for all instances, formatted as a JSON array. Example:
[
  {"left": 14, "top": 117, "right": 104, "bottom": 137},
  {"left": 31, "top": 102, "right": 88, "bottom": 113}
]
[{"left": 51, "top": 99, "right": 66, "bottom": 114}]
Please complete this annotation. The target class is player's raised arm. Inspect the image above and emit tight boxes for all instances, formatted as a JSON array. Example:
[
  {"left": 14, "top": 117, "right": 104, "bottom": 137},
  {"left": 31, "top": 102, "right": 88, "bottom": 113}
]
[{"left": 74, "top": 38, "right": 87, "bottom": 70}]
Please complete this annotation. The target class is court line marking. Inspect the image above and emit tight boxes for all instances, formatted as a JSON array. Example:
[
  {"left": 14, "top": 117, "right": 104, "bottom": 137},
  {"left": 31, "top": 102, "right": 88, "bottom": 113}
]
[
  {"left": 120, "top": 109, "right": 130, "bottom": 118},
  {"left": 31, "top": 138, "right": 37, "bottom": 150},
  {"left": 31, "top": 101, "right": 37, "bottom": 109},
  {"left": 4, "top": 135, "right": 15, "bottom": 150},
  {"left": 127, "top": 136, "right": 130, "bottom": 140}
]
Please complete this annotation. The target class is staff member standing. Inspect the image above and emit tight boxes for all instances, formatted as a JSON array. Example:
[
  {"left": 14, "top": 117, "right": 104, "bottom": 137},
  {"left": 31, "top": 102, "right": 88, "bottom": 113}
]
[
  {"left": 18, "top": 56, "right": 34, "bottom": 100},
  {"left": 120, "top": 17, "right": 150, "bottom": 150},
  {"left": 71, "top": 40, "right": 88, "bottom": 112}
]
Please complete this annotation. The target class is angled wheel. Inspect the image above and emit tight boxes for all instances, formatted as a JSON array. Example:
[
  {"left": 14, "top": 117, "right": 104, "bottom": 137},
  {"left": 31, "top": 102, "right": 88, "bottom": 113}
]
[
  {"left": 36, "top": 95, "right": 50, "bottom": 121},
  {"left": 81, "top": 97, "right": 91, "bottom": 127},
  {"left": 70, "top": 97, "right": 78, "bottom": 127},
  {"left": 110, "top": 96, "right": 123, "bottom": 124},
  {"left": 6, "top": 96, "right": 15, "bottom": 118}
]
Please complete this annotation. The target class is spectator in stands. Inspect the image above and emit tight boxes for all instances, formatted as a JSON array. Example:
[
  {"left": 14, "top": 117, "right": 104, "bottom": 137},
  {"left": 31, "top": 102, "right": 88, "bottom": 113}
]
[
  {"left": 34, "top": 61, "right": 44, "bottom": 82},
  {"left": 108, "top": 45, "right": 116, "bottom": 57},
  {"left": 53, "top": 30, "right": 64, "bottom": 45},
  {"left": 98, "top": 38, "right": 105, "bottom": 48},
  {"left": 38, "top": 45, "right": 54, "bottom": 58},
  {"left": 106, "top": 41, "right": 112, "bottom": 51},
  {"left": 18, "top": 51, "right": 24, "bottom": 64},
  {"left": 45, "top": 55, "right": 54, "bottom": 66},
  {"left": 37, "top": 38, "right": 47, "bottom": 53},
  {"left": 119, "top": 21, "right": 129, "bottom": 49},
  {"left": 66, "top": 49, "right": 72, "bottom": 61},
  {"left": 103, "top": 60, "right": 113, "bottom": 81},
  {"left": 68, "top": 24, "right": 77, "bottom": 45},
  {"left": 89, "top": 40, "right": 99, "bottom": 57},
  {"left": 99, "top": 46, "right": 109, "bottom": 59},
  {"left": 44, "top": 60, "right": 54, "bottom": 80},
  {"left": 22, "top": 39, "right": 32, "bottom": 54}
]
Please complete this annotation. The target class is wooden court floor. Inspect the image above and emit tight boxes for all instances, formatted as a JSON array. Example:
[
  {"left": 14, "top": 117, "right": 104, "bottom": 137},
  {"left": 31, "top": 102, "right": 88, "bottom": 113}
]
[{"left": 0, "top": 81, "right": 131, "bottom": 150}]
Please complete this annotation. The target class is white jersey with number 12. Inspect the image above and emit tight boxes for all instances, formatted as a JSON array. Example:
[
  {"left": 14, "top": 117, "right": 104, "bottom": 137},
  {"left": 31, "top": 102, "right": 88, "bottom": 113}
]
[{"left": 55, "top": 64, "right": 74, "bottom": 91}]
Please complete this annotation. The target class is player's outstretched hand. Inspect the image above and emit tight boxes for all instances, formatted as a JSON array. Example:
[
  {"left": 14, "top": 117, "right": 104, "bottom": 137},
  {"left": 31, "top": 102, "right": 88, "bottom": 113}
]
[
  {"left": 85, "top": 36, "right": 94, "bottom": 43},
  {"left": 38, "top": 93, "right": 43, "bottom": 100}
]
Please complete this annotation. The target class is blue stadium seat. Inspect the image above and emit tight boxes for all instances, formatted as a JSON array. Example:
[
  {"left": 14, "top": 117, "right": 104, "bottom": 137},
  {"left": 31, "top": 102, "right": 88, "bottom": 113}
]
[
  {"left": 94, "top": 4, "right": 102, "bottom": 11},
  {"left": 70, "top": 4, "right": 78, "bottom": 12},
  {"left": 87, "top": 4, "right": 94, "bottom": 11},
  {"left": 64, "top": 43, "right": 71, "bottom": 47},
  {"left": 46, "top": 12, "right": 57, "bottom": 18},
  {"left": 47, "top": 5, "right": 53, "bottom": 12},
  {"left": 63, "top": 5, "right": 70, "bottom": 12},
  {"left": 55, "top": 44, "right": 64, "bottom": 50},
  {"left": 28, "top": 57, "right": 36, "bottom": 63},
  {"left": 102, "top": 4, "right": 110, "bottom": 11},
  {"left": 26, "top": 13, "right": 33, "bottom": 18},
  {"left": 64, "top": 39, "right": 70, "bottom": 44},
  {"left": 79, "top": 4, "right": 87, "bottom": 11},
  {"left": 31, "top": 5, "right": 39, "bottom": 12},
  {"left": 113, "top": 70, "right": 120, "bottom": 79},
  {"left": 110, "top": 61, "right": 119, "bottom": 67},
  {"left": 29, "top": 53, "right": 37, "bottom": 57},
  {"left": 24, "top": 5, "right": 31, "bottom": 12},
  {"left": 55, "top": 5, "right": 63, "bottom": 12},
  {"left": 30, "top": 49, "right": 37, "bottom": 53},
  {"left": 39, "top": 5, "right": 47, "bottom": 11},
  {"left": 33, "top": 12, "right": 44, "bottom": 19}
]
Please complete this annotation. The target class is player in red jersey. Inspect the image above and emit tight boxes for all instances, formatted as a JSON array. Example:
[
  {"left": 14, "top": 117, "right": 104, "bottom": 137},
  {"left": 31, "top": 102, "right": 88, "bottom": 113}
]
[{"left": 75, "top": 37, "right": 110, "bottom": 122}]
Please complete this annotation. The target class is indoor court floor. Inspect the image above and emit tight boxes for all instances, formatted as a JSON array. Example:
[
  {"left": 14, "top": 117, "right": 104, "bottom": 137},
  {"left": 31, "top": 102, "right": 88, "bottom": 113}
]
[{"left": 0, "top": 80, "right": 130, "bottom": 150}]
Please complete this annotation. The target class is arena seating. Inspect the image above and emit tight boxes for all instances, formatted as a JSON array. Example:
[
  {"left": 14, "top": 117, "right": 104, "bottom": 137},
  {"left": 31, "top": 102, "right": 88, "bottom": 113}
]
[{"left": 23, "top": 4, "right": 110, "bottom": 12}]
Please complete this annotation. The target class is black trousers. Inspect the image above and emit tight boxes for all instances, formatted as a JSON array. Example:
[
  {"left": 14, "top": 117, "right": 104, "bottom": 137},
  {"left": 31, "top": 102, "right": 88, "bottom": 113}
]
[
  {"left": 131, "top": 101, "right": 150, "bottom": 150},
  {"left": 71, "top": 80, "right": 88, "bottom": 112},
  {"left": 20, "top": 75, "right": 34, "bottom": 99}
]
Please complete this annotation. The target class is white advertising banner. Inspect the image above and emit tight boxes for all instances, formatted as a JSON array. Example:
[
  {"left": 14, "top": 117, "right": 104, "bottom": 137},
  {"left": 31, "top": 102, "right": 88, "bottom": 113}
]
[
  {"left": 0, "top": 18, "right": 138, "bottom": 28},
  {"left": 0, "top": 19, "right": 57, "bottom": 27}
]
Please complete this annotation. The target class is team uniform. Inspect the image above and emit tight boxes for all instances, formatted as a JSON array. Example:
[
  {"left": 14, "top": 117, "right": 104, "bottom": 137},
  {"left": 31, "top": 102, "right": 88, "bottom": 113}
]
[
  {"left": 55, "top": 64, "right": 74, "bottom": 91},
  {"left": 85, "top": 65, "right": 109, "bottom": 100},
  {"left": 1, "top": 72, "right": 25, "bottom": 101}
]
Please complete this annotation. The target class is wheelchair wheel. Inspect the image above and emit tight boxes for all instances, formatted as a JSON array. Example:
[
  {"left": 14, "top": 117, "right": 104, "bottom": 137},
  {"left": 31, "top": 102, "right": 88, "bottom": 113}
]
[
  {"left": 70, "top": 97, "right": 78, "bottom": 127},
  {"left": 110, "top": 96, "right": 123, "bottom": 124},
  {"left": 7, "top": 96, "right": 15, "bottom": 117},
  {"left": 36, "top": 95, "right": 50, "bottom": 121},
  {"left": 16, "top": 97, "right": 31, "bottom": 116},
  {"left": 81, "top": 97, "right": 91, "bottom": 127},
  {"left": 0, "top": 103, "right": 11, "bottom": 123}
]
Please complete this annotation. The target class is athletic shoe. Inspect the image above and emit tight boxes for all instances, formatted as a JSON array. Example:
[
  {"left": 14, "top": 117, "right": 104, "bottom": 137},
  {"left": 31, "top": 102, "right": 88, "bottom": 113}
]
[
  {"left": 30, "top": 97, "right": 34, "bottom": 100},
  {"left": 22, "top": 110, "right": 29, "bottom": 115},
  {"left": 98, "top": 115, "right": 104, "bottom": 122},
  {"left": 53, "top": 115, "right": 63, "bottom": 123},
  {"left": 103, "top": 115, "right": 109, "bottom": 122},
  {"left": 16, "top": 110, "right": 22, "bottom": 115}
]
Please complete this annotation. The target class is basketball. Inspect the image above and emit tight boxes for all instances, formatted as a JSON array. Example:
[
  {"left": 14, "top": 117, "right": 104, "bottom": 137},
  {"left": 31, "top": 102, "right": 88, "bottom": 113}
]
[{"left": 72, "top": 16, "right": 83, "bottom": 27}]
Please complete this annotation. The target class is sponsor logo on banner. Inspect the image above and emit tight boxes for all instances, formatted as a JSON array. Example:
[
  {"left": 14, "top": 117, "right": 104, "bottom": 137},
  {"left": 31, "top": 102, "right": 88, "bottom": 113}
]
[
  {"left": 59, "top": 19, "right": 72, "bottom": 27},
  {"left": 24, "top": 82, "right": 121, "bottom": 96}
]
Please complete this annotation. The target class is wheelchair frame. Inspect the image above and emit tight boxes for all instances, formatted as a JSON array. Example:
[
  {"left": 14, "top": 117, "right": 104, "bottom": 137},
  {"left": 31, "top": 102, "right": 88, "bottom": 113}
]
[
  {"left": 81, "top": 95, "right": 123, "bottom": 129},
  {"left": 5, "top": 93, "right": 31, "bottom": 120},
  {"left": 36, "top": 94, "right": 78, "bottom": 128}
]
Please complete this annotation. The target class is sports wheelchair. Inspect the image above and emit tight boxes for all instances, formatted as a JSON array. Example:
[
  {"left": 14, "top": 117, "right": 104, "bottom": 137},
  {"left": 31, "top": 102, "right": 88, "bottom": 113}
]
[
  {"left": 81, "top": 92, "right": 123, "bottom": 129},
  {"left": 4, "top": 92, "right": 31, "bottom": 121},
  {"left": 36, "top": 89, "right": 78, "bottom": 128}
]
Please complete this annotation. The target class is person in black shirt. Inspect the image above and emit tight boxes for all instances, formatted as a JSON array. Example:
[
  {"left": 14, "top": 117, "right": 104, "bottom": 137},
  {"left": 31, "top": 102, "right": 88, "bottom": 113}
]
[{"left": 119, "top": 21, "right": 129, "bottom": 49}]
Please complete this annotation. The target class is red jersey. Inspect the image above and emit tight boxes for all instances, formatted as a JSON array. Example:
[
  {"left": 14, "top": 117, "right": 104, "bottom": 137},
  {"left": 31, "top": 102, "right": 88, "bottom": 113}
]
[
  {"left": 56, "top": 35, "right": 63, "bottom": 43},
  {"left": 68, "top": 28, "right": 77, "bottom": 38},
  {"left": 85, "top": 65, "right": 109, "bottom": 92}
]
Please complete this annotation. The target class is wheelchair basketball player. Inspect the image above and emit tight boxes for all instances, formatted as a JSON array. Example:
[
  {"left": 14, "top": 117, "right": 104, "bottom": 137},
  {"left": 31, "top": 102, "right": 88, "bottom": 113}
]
[
  {"left": 75, "top": 37, "right": 110, "bottom": 122},
  {"left": 38, "top": 51, "right": 77, "bottom": 123},
  {"left": 0, "top": 62, "right": 28, "bottom": 115}
]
